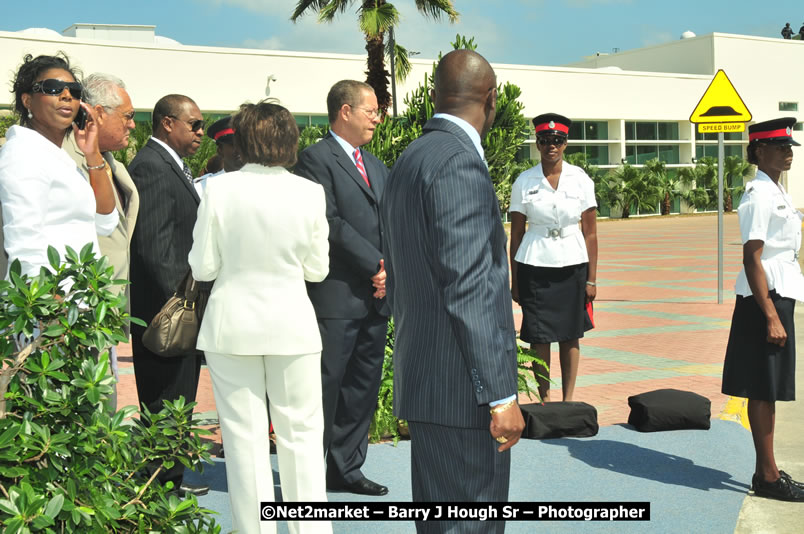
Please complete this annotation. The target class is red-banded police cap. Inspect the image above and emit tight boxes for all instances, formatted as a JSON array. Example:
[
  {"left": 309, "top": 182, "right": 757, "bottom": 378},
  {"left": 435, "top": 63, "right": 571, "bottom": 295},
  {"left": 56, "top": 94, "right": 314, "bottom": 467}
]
[
  {"left": 532, "top": 113, "right": 571, "bottom": 136},
  {"left": 748, "top": 117, "right": 800, "bottom": 146},
  {"left": 207, "top": 116, "right": 234, "bottom": 144}
]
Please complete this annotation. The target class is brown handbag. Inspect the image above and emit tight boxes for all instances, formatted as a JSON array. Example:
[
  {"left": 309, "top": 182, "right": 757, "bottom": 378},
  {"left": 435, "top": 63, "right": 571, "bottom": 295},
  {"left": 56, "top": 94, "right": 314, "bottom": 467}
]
[{"left": 142, "top": 271, "right": 210, "bottom": 357}]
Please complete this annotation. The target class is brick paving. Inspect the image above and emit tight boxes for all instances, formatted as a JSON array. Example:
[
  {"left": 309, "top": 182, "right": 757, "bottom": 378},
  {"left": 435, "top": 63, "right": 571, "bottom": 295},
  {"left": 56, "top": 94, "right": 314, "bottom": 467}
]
[
  {"left": 515, "top": 213, "right": 743, "bottom": 427},
  {"left": 117, "top": 212, "right": 745, "bottom": 447}
]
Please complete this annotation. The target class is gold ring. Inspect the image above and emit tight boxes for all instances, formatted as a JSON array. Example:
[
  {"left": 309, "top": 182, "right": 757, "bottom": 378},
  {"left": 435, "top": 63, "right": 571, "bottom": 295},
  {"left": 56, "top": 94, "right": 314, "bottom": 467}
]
[{"left": 495, "top": 436, "right": 508, "bottom": 444}]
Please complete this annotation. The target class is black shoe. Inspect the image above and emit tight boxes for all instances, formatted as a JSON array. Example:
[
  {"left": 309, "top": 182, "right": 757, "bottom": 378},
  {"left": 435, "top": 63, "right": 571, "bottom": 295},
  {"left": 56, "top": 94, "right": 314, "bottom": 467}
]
[
  {"left": 752, "top": 474, "right": 804, "bottom": 502},
  {"left": 179, "top": 482, "right": 210, "bottom": 497},
  {"left": 328, "top": 477, "right": 388, "bottom": 496},
  {"left": 780, "top": 470, "right": 804, "bottom": 490}
]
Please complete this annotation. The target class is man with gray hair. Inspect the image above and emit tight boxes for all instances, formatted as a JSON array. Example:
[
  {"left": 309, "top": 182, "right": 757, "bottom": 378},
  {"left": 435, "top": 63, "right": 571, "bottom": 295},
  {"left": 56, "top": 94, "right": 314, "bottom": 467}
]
[{"left": 63, "top": 73, "right": 139, "bottom": 411}]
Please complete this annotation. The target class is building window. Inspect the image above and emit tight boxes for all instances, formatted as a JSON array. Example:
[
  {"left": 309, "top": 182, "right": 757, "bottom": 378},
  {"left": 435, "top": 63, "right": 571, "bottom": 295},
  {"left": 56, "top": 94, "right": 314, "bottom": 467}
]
[
  {"left": 624, "top": 145, "right": 679, "bottom": 164},
  {"left": 568, "top": 120, "right": 609, "bottom": 140},
  {"left": 565, "top": 144, "right": 609, "bottom": 165},
  {"left": 294, "top": 114, "right": 329, "bottom": 128},
  {"left": 794, "top": 123, "right": 803, "bottom": 131},
  {"left": 695, "top": 145, "right": 744, "bottom": 159},
  {"left": 625, "top": 121, "right": 680, "bottom": 141},
  {"left": 636, "top": 122, "right": 657, "bottom": 140},
  {"left": 695, "top": 131, "right": 743, "bottom": 141},
  {"left": 657, "top": 122, "right": 679, "bottom": 140},
  {"left": 779, "top": 102, "right": 798, "bottom": 111},
  {"left": 515, "top": 145, "right": 531, "bottom": 162}
]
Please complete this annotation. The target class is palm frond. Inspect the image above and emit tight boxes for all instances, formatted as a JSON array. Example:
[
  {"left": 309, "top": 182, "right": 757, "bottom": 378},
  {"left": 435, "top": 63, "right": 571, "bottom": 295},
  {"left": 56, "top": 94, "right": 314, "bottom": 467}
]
[
  {"left": 414, "top": 0, "right": 459, "bottom": 22},
  {"left": 359, "top": 3, "right": 399, "bottom": 36},
  {"left": 290, "top": 0, "right": 332, "bottom": 22},
  {"left": 385, "top": 40, "right": 412, "bottom": 82}
]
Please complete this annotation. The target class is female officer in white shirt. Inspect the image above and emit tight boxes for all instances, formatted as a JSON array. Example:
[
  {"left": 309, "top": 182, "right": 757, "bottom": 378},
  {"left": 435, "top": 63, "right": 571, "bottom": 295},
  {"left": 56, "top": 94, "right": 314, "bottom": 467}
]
[
  {"left": 722, "top": 117, "right": 804, "bottom": 502},
  {"left": 509, "top": 113, "right": 598, "bottom": 402}
]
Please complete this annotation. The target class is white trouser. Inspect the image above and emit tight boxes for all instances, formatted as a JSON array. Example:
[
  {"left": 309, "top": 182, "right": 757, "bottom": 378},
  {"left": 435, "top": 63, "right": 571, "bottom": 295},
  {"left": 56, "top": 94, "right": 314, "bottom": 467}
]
[{"left": 205, "top": 351, "right": 332, "bottom": 534}]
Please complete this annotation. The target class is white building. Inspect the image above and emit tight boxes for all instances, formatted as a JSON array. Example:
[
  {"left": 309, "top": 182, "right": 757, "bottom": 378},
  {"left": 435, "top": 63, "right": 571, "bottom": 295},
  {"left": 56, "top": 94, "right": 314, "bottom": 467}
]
[{"left": 1, "top": 25, "right": 803, "bottom": 206}]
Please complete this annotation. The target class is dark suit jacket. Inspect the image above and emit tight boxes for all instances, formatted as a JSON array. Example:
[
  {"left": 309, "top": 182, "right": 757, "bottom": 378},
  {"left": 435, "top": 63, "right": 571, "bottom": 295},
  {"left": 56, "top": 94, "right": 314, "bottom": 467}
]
[
  {"left": 295, "top": 133, "right": 389, "bottom": 319},
  {"left": 381, "top": 117, "right": 518, "bottom": 429},
  {"left": 128, "top": 138, "right": 200, "bottom": 325}
]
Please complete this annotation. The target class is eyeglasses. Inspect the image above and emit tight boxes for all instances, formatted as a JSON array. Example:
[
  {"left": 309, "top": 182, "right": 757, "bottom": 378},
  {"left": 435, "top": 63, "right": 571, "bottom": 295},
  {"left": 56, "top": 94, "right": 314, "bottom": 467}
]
[
  {"left": 168, "top": 115, "right": 205, "bottom": 132},
  {"left": 350, "top": 105, "right": 380, "bottom": 119},
  {"left": 536, "top": 135, "right": 567, "bottom": 147},
  {"left": 31, "top": 79, "right": 82, "bottom": 99},
  {"left": 106, "top": 107, "right": 136, "bottom": 123}
]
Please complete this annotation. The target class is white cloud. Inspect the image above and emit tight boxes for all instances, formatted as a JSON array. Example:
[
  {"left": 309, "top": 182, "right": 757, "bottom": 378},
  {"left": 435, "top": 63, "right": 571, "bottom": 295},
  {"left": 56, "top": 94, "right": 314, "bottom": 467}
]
[
  {"left": 197, "top": 0, "right": 294, "bottom": 16},
  {"left": 242, "top": 36, "right": 283, "bottom": 49}
]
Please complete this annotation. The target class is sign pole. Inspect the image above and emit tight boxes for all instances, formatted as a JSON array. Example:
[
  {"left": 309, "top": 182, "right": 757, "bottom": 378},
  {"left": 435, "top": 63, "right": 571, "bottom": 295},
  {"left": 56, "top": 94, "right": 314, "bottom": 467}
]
[{"left": 717, "top": 132, "right": 724, "bottom": 304}]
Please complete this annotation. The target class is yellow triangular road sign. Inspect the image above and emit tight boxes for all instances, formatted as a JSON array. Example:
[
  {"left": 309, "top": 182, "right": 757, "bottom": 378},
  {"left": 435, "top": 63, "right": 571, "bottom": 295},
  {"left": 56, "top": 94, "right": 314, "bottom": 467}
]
[{"left": 690, "top": 70, "right": 752, "bottom": 123}]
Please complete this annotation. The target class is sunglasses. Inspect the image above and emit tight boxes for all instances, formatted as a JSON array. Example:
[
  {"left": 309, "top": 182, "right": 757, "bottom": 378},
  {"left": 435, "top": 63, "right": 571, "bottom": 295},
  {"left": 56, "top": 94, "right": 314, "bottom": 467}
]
[
  {"left": 31, "top": 79, "right": 83, "bottom": 99},
  {"left": 537, "top": 135, "right": 567, "bottom": 147},
  {"left": 168, "top": 115, "right": 205, "bottom": 132}
]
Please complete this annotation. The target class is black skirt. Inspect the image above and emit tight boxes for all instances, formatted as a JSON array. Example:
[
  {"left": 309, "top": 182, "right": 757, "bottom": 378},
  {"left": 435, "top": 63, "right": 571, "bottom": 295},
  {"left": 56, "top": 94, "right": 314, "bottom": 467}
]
[
  {"left": 721, "top": 291, "right": 796, "bottom": 402},
  {"left": 517, "top": 262, "right": 593, "bottom": 344}
]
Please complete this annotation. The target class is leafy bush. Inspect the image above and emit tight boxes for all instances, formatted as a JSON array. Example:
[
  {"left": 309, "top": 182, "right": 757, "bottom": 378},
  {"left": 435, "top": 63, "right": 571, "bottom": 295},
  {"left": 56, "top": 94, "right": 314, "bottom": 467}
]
[
  {"left": 368, "top": 320, "right": 548, "bottom": 443},
  {"left": 369, "top": 319, "right": 405, "bottom": 444},
  {"left": 0, "top": 115, "right": 17, "bottom": 139},
  {"left": 0, "top": 246, "right": 219, "bottom": 533}
]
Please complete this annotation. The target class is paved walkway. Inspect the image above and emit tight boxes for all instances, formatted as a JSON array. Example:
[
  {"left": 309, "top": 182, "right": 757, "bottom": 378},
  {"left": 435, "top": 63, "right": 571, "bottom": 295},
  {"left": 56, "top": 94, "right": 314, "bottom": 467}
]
[
  {"left": 115, "top": 212, "right": 804, "bottom": 532},
  {"left": 513, "top": 213, "right": 742, "bottom": 424}
]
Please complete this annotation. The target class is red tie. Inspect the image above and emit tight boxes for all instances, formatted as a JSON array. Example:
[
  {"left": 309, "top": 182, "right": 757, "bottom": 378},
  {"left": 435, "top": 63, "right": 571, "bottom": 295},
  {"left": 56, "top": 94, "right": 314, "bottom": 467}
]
[{"left": 354, "top": 148, "right": 370, "bottom": 187}]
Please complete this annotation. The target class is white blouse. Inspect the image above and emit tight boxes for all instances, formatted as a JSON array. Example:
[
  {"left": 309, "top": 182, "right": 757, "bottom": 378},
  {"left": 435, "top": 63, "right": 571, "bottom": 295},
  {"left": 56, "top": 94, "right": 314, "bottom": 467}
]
[
  {"left": 0, "top": 125, "right": 118, "bottom": 278},
  {"left": 734, "top": 170, "right": 804, "bottom": 301},
  {"left": 509, "top": 162, "right": 597, "bottom": 267}
]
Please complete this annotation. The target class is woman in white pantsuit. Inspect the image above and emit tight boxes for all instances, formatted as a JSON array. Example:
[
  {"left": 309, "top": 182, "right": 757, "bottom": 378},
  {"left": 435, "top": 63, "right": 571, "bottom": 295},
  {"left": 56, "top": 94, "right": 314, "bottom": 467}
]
[{"left": 188, "top": 101, "right": 332, "bottom": 534}]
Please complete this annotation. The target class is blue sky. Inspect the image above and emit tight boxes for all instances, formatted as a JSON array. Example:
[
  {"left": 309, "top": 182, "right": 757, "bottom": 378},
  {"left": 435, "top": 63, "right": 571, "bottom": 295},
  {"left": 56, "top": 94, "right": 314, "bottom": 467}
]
[{"left": 3, "top": 0, "right": 804, "bottom": 66}]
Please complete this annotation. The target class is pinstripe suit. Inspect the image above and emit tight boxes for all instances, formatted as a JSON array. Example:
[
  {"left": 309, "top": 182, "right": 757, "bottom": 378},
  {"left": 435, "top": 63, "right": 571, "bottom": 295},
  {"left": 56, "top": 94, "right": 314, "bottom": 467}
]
[
  {"left": 128, "top": 138, "right": 202, "bottom": 487},
  {"left": 381, "top": 117, "right": 517, "bottom": 532}
]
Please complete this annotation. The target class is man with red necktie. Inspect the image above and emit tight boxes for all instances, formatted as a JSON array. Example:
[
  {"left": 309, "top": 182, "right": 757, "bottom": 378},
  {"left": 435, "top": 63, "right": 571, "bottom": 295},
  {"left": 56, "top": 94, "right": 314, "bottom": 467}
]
[{"left": 295, "top": 80, "right": 390, "bottom": 496}]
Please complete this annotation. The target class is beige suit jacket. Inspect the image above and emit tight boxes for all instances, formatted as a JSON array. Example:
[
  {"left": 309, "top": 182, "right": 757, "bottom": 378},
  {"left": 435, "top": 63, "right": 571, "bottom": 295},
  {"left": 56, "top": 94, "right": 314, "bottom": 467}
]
[{"left": 63, "top": 133, "right": 140, "bottom": 330}]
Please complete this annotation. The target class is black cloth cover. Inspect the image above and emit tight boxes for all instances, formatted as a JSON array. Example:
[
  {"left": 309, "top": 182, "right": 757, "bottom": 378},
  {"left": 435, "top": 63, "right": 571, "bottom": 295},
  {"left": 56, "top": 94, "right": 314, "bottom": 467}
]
[
  {"left": 520, "top": 401, "right": 599, "bottom": 439},
  {"left": 627, "top": 389, "right": 711, "bottom": 432}
]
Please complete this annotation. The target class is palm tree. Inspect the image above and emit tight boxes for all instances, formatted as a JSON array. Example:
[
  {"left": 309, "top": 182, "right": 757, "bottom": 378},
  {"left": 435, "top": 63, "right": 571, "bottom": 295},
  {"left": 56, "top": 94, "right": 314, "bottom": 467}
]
[
  {"left": 679, "top": 157, "right": 718, "bottom": 212},
  {"left": 606, "top": 164, "right": 660, "bottom": 218},
  {"left": 643, "top": 158, "right": 680, "bottom": 215},
  {"left": 291, "top": 1, "right": 459, "bottom": 113},
  {"left": 723, "top": 155, "right": 752, "bottom": 211}
]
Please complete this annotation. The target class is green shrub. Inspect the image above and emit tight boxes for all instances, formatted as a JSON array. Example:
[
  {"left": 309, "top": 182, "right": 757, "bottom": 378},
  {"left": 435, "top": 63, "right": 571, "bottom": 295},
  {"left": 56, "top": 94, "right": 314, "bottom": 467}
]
[
  {"left": 0, "top": 246, "right": 219, "bottom": 533},
  {"left": 0, "top": 115, "right": 17, "bottom": 139}
]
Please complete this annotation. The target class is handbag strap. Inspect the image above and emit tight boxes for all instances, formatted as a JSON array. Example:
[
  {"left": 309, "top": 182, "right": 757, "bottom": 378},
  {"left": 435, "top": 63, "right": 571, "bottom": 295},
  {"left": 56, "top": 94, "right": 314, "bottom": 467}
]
[{"left": 175, "top": 270, "right": 200, "bottom": 308}]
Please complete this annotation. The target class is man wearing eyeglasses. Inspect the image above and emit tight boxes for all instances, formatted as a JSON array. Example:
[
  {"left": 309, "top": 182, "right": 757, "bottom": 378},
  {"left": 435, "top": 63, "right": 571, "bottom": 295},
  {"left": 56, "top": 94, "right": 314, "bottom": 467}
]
[
  {"left": 295, "top": 80, "right": 390, "bottom": 497},
  {"left": 127, "top": 94, "right": 209, "bottom": 497},
  {"left": 62, "top": 73, "right": 139, "bottom": 412}
]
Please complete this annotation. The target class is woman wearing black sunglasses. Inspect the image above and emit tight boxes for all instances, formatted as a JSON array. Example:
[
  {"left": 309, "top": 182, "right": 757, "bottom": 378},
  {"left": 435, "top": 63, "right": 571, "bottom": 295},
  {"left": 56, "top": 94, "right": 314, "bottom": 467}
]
[
  {"left": 0, "top": 53, "right": 117, "bottom": 279},
  {"left": 509, "top": 113, "right": 598, "bottom": 402}
]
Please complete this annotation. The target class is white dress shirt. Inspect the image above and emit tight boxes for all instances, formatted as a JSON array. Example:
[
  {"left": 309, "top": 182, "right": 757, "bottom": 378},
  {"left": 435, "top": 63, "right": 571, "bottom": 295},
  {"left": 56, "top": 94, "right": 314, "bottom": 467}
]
[
  {"left": 734, "top": 170, "right": 804, "bottom": 301},
  {"left": 432, "top": 113, "right": 485, "bottom": 159},
  {"left": 0, "top": 125, "right": 118, "bottom": 278},
  {"left": 150, "top": 136, "right": 185, "bottom": 171},
  {"left": 509, "top": 162, "right": 597, "bottom": 267}
]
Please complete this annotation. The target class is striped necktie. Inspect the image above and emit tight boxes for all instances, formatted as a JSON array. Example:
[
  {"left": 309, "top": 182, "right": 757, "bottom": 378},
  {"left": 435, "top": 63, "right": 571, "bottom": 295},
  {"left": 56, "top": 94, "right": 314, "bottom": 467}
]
[
  {"left": 182, "top": 162, "right": 194, "bottom": 183},
  {"left": 354, "top": 148, "right": 370, "bottom": 187}
]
